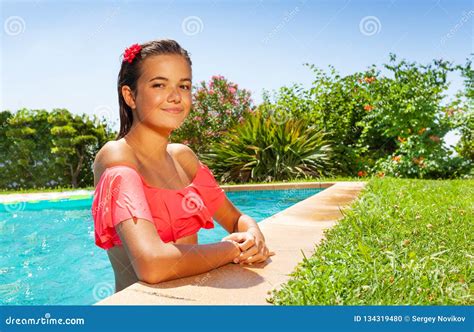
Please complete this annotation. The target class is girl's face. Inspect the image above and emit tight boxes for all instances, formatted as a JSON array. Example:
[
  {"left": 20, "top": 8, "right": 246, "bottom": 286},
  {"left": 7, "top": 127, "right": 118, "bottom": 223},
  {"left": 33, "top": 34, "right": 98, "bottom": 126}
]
[{"left": 127, "top": 54, "right": 192, "bottom": 133}]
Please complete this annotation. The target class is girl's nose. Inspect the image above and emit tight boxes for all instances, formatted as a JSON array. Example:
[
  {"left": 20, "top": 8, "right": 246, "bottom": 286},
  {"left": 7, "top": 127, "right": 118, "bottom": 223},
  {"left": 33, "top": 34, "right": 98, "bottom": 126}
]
[{"left": 167, "top": 87, "right": 181, "bottom": 103}]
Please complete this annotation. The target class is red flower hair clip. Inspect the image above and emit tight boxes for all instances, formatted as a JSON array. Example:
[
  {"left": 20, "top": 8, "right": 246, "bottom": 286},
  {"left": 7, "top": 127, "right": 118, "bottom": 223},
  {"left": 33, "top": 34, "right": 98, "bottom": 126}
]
[{"left": 123, "top": 43, "right": 142, "bottom": 63}]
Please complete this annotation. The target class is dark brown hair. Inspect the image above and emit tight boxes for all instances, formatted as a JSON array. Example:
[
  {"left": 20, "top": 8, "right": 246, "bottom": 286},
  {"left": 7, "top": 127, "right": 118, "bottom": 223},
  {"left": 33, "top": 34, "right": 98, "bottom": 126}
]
[{"left": 116, "top": 39, "right": 192, "bottom": 139}]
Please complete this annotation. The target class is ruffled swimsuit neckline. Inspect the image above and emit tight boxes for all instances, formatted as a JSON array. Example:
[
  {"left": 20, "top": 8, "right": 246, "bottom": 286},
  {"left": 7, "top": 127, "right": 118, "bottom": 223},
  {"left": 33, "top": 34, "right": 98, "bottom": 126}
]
[{"left": 103, "top": 161, "right": 206, "bottom": 192}]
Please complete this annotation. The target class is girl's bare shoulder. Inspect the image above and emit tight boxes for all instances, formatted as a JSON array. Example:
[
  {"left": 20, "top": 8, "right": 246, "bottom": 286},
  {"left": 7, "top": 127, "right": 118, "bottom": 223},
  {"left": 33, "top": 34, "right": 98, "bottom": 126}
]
[
  {"left": 168, "top": 143, "right": 200, "bottom": 176},
  {"left": 93, "top": 139, "right": 138, "bottom": 185}
]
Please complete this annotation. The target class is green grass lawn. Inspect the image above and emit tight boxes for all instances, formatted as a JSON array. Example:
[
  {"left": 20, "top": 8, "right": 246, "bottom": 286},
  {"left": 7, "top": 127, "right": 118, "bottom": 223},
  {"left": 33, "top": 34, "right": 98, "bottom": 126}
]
[{"left": 269, "top": 177, "right": 473, "bottom": 305}]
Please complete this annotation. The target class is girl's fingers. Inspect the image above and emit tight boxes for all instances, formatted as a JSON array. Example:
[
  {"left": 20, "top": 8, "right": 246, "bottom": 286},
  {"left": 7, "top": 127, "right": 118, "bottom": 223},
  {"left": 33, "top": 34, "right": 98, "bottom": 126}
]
[
  {"left": 241, "top": 251, "right": 265, "bottom": 264},
  {"left": 222, "top": 233, "right": 245, "bottom": 243},
  {"left": 240, "top": 246, "right": 274, "bottom": 264},
  {"left": 237, "top": 245, "right": 259, "bottom": 262},
  {"left": 241, "top": 251, "right": 272, "bottom": 265},
  {"left": 241, "top": 253, "right": 264, "bottom": 265},
  {"left": 238, "top": 237, "right": 255, "bottom": 251}
]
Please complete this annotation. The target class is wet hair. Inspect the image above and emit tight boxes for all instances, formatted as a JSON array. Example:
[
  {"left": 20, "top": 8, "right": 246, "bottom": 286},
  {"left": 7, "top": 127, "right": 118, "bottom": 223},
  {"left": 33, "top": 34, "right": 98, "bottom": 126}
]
[{"left": 116, "top": 39, "right": 192, "bottom": 139}]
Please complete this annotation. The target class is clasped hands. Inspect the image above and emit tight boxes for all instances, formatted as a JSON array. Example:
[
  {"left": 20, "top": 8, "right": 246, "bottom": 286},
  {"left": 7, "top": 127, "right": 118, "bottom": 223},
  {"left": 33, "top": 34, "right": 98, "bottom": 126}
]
[{"left": 222, "top": 230, "right": 275, "bottom": 265}]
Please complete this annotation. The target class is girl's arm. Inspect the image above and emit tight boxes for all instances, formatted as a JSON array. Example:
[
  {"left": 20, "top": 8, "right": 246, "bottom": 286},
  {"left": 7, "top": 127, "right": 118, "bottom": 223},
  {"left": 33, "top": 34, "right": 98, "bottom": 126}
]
[
  {"left": 232, "top": 213, "right": 265, "bottom": 240},
  {"left": 213, "top": 196, "right": 265, "bottom": 243},
  {"left": 213, "top": 197, "right": 272, "bottom": 264},
  {"left": 115, "top": 218, "right": 241, "bottom": 285}
]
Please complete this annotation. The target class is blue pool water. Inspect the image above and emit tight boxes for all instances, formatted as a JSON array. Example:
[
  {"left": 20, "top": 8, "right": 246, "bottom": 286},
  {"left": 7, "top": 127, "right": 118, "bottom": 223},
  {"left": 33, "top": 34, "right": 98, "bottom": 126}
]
[{"left": 0, "top": 188, "right": 323, "bottom": 305}]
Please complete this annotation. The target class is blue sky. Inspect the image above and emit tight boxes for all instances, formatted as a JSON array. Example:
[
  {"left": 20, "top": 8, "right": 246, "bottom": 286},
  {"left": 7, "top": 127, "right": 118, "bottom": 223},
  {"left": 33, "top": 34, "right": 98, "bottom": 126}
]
[{"left": 1, "top": 0, "right": 472, "bottom": 143}]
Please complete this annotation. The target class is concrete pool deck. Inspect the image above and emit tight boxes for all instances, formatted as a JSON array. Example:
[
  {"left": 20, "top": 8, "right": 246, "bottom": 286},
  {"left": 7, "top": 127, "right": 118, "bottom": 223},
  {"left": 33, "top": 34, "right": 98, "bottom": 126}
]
[{"left": 92, "top": 181, "right": 366, "bottom": 305}]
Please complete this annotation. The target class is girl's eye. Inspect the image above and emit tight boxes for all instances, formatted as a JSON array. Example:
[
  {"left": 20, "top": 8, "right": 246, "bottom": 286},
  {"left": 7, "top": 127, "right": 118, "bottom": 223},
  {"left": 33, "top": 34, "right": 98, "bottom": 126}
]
[{"left": 152, "top": 84, "right": 190, "bottom": 90}]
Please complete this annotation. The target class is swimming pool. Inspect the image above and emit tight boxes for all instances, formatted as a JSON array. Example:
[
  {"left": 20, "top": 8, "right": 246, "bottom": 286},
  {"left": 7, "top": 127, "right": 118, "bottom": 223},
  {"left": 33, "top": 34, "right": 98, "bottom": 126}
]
[{"left": 0, "top": 188, "right": 323, "bottom": 305}]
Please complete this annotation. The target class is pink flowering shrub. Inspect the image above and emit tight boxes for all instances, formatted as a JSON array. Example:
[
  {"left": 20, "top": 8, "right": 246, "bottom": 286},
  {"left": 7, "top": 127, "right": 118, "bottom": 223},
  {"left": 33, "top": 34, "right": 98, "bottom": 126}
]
[{"left": 171, "top": 75, "right": 255, "bottom": 153}]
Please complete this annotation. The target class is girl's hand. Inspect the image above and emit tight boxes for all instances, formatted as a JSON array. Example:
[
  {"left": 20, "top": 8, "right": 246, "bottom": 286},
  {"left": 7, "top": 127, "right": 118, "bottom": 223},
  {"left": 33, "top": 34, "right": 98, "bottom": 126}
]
[
  {"left": 221, "top": 232, "right": 275, "bottom": 265},
  {"left": 220, "top": 238, "right": 242, "bottom": 263}
]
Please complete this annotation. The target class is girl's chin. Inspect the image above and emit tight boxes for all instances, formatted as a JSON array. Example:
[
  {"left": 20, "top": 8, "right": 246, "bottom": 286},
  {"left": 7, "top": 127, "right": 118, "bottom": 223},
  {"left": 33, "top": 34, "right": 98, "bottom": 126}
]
[
  {"left": 148, "top": 120, "right": 185, "bottom": 132},
  {"left": 137, "top": 121, "right": 169, "bottom": 132}
]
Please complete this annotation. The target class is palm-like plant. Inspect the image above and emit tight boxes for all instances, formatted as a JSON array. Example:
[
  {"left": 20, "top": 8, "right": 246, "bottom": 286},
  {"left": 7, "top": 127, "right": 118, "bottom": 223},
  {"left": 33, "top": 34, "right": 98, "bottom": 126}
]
[{"left": 201, "top": 111, "right": 333, "bottom": 183}]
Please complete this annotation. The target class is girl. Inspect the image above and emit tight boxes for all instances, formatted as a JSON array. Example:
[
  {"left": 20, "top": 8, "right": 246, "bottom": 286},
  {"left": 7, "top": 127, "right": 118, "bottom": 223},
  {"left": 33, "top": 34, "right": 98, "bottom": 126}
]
[{"left": 91, "top": 39, "right": 274, "bottom": 292}]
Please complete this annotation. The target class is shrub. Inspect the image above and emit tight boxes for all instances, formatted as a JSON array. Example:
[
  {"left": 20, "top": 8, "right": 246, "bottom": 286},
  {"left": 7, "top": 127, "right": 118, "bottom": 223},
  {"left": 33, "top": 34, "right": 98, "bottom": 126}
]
[
  {"left": 375, "top": 134, "right": 473, "bottom": 179},
  {"left": 263, "top": 54, "right": 471, "bottom": 179},
  {"left": 171, "top": 75, "right": 255, "bottom": 154},
  {"left": 201, "top": 110, "right": 332, "bottom": 183}
]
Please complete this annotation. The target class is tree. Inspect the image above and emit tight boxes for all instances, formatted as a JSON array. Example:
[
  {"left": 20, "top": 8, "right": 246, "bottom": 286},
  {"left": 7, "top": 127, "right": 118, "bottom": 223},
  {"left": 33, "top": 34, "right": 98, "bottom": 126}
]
[
  {"left": 48, "top": 108, "right": 113, "bottom": 188},
  {"left": 0, "top": 108, "right": 115, "bottom": 189},
  {"left": 3, "top": 109, "right": 57, "bottom": 189}
]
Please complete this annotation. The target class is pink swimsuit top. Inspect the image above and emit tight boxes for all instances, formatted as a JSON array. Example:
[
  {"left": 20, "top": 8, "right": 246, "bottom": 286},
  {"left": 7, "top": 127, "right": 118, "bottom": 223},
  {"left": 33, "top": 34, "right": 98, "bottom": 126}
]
[{"left": 91, "top": 161, "right": 226, "bottom": 250}]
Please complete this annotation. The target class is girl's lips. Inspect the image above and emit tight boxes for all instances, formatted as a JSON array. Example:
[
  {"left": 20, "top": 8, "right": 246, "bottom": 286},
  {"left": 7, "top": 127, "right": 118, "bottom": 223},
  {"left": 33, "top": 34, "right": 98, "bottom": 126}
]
[{"left": 161, "top": 108, "right": 183, "bottom": 114}]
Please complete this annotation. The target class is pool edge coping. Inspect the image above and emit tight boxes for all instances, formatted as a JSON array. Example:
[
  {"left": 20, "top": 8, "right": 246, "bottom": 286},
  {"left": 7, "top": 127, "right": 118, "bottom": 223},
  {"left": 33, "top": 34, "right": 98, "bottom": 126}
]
[{"left": 0, "top": 182, "right": 336, "bottom": 204}]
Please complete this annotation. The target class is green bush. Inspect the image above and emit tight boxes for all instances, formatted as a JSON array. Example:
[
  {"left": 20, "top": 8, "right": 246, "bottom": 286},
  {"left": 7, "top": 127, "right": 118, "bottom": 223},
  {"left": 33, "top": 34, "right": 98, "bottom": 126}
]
[
  {"left": 261, "top": 54, "right": 472, "bottom": 179},
  {"left": 201, "top": 110, "right": 332, "bottom": 183},
  {"left": 375, "top": 134, "right": 473, "bottom": 179}
]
